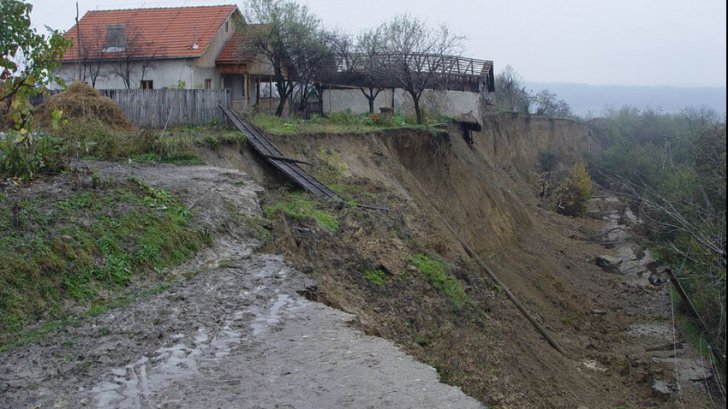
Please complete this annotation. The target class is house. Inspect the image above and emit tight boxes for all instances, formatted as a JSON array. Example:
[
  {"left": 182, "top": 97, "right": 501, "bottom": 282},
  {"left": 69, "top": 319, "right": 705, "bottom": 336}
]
[{"left": 58, "top": 4, "right": 273, "bottom": 110}]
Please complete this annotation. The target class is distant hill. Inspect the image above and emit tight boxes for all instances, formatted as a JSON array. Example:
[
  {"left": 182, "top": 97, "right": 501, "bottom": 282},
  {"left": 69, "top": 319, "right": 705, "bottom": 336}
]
[{"left": 524, "top": 82, "right": 726, "bottom": 118}]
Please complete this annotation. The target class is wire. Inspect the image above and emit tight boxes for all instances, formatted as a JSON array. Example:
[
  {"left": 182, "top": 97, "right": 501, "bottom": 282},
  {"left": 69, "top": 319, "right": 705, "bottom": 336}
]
[
  {"left": 707, "top": 344, "right": 726, "bottom": 401},
  {"left": 669, "top": 281, "right": 686, "bottom": 409},
  {"left": 698, "top": 335, "right": 715, "bottom": 406}
]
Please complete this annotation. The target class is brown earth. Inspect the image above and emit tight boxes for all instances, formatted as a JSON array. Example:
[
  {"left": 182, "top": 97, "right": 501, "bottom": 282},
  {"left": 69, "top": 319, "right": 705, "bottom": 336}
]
[{"left": 198, "top": 112, "right": 721, "bottom": 408}]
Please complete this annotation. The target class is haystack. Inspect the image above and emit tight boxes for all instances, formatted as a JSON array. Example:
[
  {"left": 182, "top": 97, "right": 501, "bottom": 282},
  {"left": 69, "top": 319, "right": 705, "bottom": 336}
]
[{"left": 38, "top": 82, "right": 134, "bottom": 130}]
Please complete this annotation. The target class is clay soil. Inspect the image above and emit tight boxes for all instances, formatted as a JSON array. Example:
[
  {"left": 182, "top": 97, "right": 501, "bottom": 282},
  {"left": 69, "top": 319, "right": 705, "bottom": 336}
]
[
  {"left": 1, "top": 118, "right": 722, "bottom": 408},
  {"left": 206, "top": 124, "right": 723, "bottom": 409}
]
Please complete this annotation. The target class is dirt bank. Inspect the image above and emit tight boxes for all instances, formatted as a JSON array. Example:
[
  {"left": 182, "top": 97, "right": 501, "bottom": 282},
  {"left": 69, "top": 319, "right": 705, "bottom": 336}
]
[
  {"left": 0, "top": 164, "right": 483, "bottom": 409},
  {"left": 200, "top": 114, "right": 718, "bottom": 408}
]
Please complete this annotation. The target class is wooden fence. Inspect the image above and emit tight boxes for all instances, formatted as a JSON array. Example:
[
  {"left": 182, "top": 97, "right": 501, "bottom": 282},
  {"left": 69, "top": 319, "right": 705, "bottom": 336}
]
[{"left": 98, "top": 89, "right": 230, "bottom": 128}]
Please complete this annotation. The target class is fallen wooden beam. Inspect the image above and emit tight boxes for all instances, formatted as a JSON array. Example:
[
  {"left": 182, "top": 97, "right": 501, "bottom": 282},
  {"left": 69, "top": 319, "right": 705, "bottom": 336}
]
[{"left": 265, "top": 154, "right": 313, "bottom": 166}]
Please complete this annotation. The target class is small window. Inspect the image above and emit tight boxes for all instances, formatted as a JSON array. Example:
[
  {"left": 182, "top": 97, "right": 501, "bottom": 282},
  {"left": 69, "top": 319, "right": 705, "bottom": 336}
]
[
  {"left": 204, "top": 79, "right": 212, "bottom": 89},
  {"left": 104, "top": 24, "right": 126, "bottom": 52},
  {"left": 140, "top": 80, "right": 153, "bottom": 89},
  {"left": 225, "top": 21, "right": 229, "bottom": 32}
]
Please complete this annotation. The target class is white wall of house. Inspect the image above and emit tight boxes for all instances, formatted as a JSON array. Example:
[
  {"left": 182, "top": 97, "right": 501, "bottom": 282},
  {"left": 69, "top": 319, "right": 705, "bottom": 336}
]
[
  {"left": 322, "top": 88, "right": 480, "bottom": 117},
  {"left": 57, "top": 59, "right": 228, "bottom": 90}
]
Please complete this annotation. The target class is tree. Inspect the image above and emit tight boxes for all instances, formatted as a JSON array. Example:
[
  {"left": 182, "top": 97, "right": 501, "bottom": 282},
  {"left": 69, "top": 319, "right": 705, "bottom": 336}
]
[
  {"left": 1, "top": 0, "right": 71, "bottom": 129},
  {"left": 354, "top": 28, "right": 388, "bottom": 114},
  {"left": 380, "top": 15, "right": 463, "bottom": 124},
  {"left": 533, "top": 89, "right": 572, "bottom": 117},
  {"left": 589, "top": 107, "right": 727, "bottom": 371},
  {"left": 244, "top": 0, "right": 329, "bottom": 116},
  {"left": 555, "top": 161, "right": 592, "bottom": 217},
  {"left": 77, "top": 24, "right": 106, "bottom": 87},
  {"left": 494, "top": 65, "right": 530, "bottom": 113},
  {"left": 106, "top": 25, "right": 159, "bottom": 89}
]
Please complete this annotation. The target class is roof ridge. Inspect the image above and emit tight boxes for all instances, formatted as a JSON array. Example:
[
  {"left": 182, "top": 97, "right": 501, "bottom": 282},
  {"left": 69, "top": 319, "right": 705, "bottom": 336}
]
[{"left": 86, "top": 4, "right": 236, "bottom": 13}]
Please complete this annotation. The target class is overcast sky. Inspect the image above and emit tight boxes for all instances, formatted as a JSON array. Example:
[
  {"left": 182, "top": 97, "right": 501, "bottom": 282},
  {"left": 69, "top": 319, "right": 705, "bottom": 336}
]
[{"left": 29, "top": 0, "right": 727, "bottom": 87}]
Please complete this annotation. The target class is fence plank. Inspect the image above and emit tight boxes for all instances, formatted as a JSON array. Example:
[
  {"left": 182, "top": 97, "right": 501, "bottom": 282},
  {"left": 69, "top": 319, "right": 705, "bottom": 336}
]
[{"left": 89, "top": 89, "right": 230, "bottom": 128}]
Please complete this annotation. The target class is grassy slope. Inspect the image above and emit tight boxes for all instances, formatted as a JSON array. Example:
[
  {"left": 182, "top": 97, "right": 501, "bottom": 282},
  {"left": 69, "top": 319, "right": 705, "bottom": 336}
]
[{"left": 0, "top": 173, "right": 210, "bottom": 346}]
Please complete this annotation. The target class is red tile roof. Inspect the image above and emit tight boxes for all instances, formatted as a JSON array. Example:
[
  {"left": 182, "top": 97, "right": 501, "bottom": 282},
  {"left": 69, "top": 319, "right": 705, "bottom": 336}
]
[
  {"left": 62, "top": 5, "right": 238, "bottom": 61},
  {"left": 216, "top": 24, "right": 270, "bottom": 64}
]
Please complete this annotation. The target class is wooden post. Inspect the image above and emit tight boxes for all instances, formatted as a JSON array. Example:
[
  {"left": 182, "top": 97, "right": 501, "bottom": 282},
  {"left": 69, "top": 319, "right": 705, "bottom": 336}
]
[{"left": 76, "top": 1, "right": 82, "bottom": 81}]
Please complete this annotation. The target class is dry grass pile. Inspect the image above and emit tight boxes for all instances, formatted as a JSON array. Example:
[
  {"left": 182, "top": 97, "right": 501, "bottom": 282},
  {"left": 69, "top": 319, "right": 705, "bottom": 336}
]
[{"left": 37, "top": 82, "right": 134, "bottom": 131}]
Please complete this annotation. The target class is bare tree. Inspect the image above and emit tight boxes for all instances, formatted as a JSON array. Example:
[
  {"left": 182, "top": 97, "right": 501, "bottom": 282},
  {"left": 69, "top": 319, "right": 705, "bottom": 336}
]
[
  {"left": 77, "top": 24, "right": 106, "bottom": 87},
  {"left": 533, "top": 89, "right": 572, "bottom": 117},
  {"left": 106, "top": 25, "right": 159, "bottom": 89},
  {"left": 380, "top": 15, "right": 463, "bottom": 124},
  {"left": 494, "top": 65, "right": 530, "bottom": 113},
  {"left": 355, "top": 27, "right": 387, "bottom": 114},
  {"left": 244, "top": 0, "right": 328, "bottom": 116}
]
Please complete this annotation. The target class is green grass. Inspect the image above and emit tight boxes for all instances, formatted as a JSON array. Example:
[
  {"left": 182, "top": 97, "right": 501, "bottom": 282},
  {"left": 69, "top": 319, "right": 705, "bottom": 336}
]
[
  {"left": 48, "top": 122, "right": 245, "bottom": 167},
  {"left": 263, "top": 194, "right": 338, "bottom": 233},
  {"left": 249, "top": 112, "right": 449, "bottom": 136},
  {"left": 0, "top": 176, "right": 210, "bottom": 342},
  {"left": 410, "top": 253, "right": 468, "bottom": 308},
  {"left": 362, "top": 268, "right": 387, "bottom": 286}
]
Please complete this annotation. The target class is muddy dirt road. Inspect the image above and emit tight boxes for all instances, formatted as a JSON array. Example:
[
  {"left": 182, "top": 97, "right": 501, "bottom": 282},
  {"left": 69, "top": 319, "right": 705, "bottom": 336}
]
[{"left": 0, "top": 164, "right": 483, "bottom": 409}]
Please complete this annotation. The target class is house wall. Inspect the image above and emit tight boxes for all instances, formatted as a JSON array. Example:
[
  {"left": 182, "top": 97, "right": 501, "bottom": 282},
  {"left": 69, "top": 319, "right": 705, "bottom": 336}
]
[
  {"left": 322, "top": 88, "right": 480, "bottom": 117},
  {"left": 197, "top": 10, "right": 240, "bottom": 69},
  {"left": 57, "top": 59, "right": 199, "bottom": 89}
]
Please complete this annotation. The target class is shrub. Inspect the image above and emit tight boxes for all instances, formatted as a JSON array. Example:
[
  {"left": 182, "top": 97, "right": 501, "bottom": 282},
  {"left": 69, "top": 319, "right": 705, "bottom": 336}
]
[
  {"left": 0, "top": 132, "right": 68, "bottom": 181},
  {"left": 326, "top": 110, "right": 359, "bottom": 125},
  {"left": 537, "top": 151, "right": 559, "bottom": 172},
  {"left": 555, "top": 161, "right": 592, "bottom": 216}
]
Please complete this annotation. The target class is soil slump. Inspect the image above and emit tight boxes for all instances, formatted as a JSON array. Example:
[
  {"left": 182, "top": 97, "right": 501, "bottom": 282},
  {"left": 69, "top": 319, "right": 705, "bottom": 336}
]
[{"left": 0, "top": 164, "right": 482, "bottom": 409}]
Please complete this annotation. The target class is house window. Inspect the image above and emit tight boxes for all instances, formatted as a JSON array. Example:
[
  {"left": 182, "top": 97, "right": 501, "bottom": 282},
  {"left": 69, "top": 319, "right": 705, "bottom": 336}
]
[
  {"left": 204, "top": 79, "right": 212, "bottom": 89},
  {"left": 225, "top": 21, "right": 229, "bottom": 32},
  {"left": 141, "top": 80, "right": 153, "bottom": 89},
  {"left": 104, "top": 24, "right": 126, "bottom": 52}
]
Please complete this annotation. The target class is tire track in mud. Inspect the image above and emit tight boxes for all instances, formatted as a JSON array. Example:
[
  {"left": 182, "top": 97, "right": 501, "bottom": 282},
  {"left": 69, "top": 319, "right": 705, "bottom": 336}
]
[{"left": 0, "top": 164, "right": 483, "bottom": 409}]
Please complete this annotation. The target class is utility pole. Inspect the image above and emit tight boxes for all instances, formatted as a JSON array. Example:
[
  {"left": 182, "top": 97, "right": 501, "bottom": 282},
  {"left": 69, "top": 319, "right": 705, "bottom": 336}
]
[{"left": 76, "top": 1, "right": 82, "bottom": 81}]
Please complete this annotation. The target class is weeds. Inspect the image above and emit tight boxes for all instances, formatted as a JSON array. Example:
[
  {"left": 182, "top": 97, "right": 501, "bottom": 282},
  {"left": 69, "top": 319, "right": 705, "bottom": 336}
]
[
  {"left": 362, "top": 268, "right": 387, "bottom": 286},
  {"left": 249, "top": 112, "right": 446, "bottom": 136},
  {"left": 410, "top": 253, "right": 468, "bottom": 307},
  {"left": 264, "top": 194, "right": 338, "bottom": 233},
  {"left": 0, "top": 132, "right": 67, "bottom": 181},
  {"left": 0, "top": 178, "right": 207, "bottom": 336}
]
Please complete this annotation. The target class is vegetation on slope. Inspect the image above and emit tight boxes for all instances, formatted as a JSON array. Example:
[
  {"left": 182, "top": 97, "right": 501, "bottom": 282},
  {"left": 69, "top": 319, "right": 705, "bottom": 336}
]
[
  {"left": 249, "top": 111, "right": 450, "bottom": 136},
  {"left": 587, "top": 106, "right": 726, "bottom": 366},
  {"left": 0, "top": 173, "right": 210, "bottom": 344}
]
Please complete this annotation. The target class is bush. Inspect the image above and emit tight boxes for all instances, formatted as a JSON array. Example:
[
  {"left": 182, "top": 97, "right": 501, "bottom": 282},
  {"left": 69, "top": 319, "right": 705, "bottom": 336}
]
[
  {"left": 0, "top": 133, "right": 68, "bottom": 181},
  {"left": 555, "top": 161, "right": 592, "bottom": 217},
  {"left": 538, "top": 151, "right": 559, "bottom": 172},
  {"left": 326, "top": 110, "right": 359, "bottom": 125}
]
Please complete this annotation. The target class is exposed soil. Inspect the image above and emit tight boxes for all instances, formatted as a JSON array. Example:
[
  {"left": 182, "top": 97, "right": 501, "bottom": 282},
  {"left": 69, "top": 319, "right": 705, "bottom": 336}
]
[
  {"left": 1, "top": 113, "right": 723, "bottom": 409},
  {"left": 201, "top": 116, "right": 722, "bottom": 409},
  {"left": 0, "top": 163, "right": 482, "bottom": 409}
]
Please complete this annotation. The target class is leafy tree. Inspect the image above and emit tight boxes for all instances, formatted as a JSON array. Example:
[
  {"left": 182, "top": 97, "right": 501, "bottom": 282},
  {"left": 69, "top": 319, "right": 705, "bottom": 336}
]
[
  {"left": 379, "top": 15, "right": 463, "bottom": 124},
  {"left": 1, "top": 0, "right": 71, "bottom": 130},
  {"left": 555, "top": 161, "right": 592, "bottom": 216}
]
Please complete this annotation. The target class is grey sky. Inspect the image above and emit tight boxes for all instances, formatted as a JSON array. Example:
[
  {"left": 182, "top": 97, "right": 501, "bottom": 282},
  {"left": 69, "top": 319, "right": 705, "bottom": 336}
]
[{"left": 29, "top": 0, "right": 727, "bottom": 87}]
